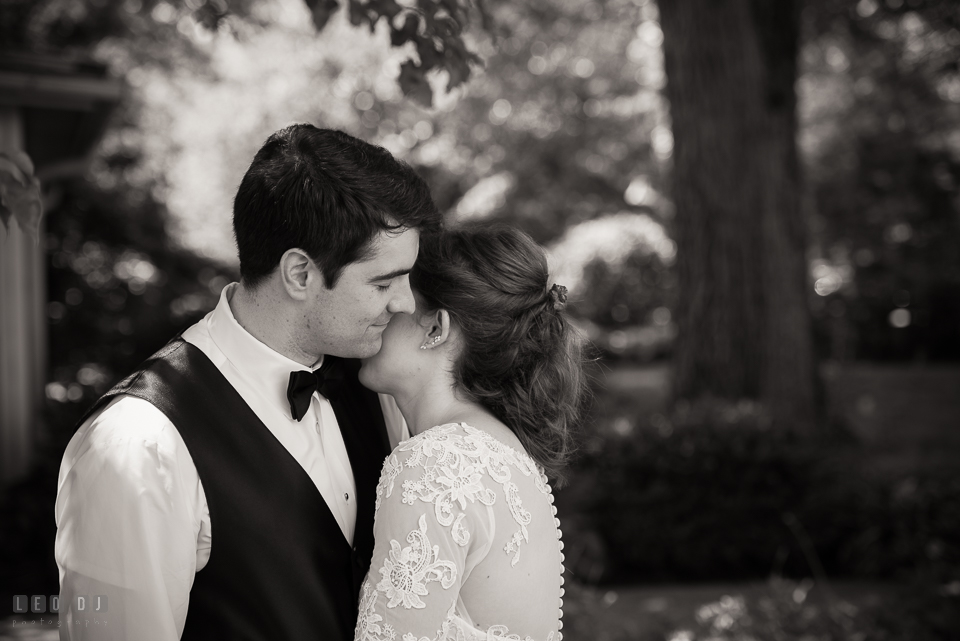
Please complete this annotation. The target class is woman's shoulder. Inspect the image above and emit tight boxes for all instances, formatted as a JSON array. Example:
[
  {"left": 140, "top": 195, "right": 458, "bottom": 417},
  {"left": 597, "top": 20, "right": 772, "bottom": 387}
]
[
  {"left": 382, "top": 422, "right": 549, "bottom": 495},
  {"left": 401, "top": 422, "right": 539, "bottom": 467},
  {"left": 397, "top": 421, "right": 471, "bottom": 451}
]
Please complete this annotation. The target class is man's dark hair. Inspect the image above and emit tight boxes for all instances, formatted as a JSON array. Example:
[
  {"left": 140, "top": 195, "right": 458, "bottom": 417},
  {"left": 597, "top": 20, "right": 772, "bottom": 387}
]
[{"left": 233, "top": 125, "right": 441, "bottom": 288}]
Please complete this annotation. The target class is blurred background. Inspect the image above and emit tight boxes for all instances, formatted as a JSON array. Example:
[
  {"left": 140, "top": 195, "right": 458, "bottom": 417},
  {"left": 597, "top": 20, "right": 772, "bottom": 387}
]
[{"left": 1, "top": 0, "right": 959, "bottom": 638}]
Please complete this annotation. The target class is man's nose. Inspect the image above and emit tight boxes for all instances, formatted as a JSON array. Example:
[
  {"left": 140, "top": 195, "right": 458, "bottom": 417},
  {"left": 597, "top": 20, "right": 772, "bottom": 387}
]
[{"left": 388, "top": 276, "right": 416, "bottom": 315}]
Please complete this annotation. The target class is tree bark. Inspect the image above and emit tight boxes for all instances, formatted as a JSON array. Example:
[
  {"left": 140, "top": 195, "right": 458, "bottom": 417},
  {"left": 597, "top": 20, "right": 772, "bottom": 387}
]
[{"left": 659, "top": 0, "right": 817, "bottom": 430}]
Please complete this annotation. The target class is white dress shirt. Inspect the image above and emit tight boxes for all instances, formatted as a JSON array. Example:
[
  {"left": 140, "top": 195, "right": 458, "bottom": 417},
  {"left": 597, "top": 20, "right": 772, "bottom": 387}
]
[{"left": 55, "top": 283, "right": 408, "bottom": 640}]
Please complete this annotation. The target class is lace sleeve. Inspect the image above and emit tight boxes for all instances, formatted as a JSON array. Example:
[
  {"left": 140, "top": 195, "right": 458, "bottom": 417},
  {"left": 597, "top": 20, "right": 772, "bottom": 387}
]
[{"left": 356, "top": 427, "right": 496, "bottom": 641}]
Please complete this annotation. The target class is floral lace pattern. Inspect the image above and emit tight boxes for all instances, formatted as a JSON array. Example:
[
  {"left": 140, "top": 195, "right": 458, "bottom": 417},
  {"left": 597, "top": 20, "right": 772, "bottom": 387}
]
[
  {"left": 377, "top": 514, "right": 457, "bottom": 609},
  {"left": 380, "top": 423, "right": 545, "bottom": 564},
  {"left": 357, "top": 581, "right": 395, "bottom": 641},
  {"left": 358, "top": 580, "right": 557, "bottom": 641},
  {"left": 356, "top": 423, "right": 560, "bottom": 641}
]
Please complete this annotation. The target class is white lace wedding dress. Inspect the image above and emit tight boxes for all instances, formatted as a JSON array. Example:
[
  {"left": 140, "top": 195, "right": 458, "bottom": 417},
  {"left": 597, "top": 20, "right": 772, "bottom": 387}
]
[{"left": 355, "top": 423, "right": 565, "bottom": 641}]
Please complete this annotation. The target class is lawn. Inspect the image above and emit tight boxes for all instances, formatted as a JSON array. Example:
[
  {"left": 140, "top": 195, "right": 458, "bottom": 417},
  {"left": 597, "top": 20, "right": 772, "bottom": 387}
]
[{"left": 562, "top": 578, "right": 900, "bottom": 641}]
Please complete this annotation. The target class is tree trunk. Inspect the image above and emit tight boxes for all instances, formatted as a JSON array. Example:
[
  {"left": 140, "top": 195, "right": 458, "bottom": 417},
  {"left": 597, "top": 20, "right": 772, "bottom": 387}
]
[{"left": 659, "top": 0, "right": 818, "bottom": 431}]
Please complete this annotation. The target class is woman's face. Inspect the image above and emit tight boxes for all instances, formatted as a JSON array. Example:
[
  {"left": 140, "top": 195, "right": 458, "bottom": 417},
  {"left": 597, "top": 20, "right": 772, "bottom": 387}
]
[{"left": 358, "top": 307, "right": 430, "bottom": 396}]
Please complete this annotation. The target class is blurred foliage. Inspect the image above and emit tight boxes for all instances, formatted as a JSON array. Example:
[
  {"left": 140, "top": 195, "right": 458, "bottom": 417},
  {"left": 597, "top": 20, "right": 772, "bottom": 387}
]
[
  {"left": 44, "top": 177, "right": 232, "bottom": 426},
  {"left": 341, "top": 0, "right": 485, "bottom": 105},
  {"left": 0, "top": 0, "right": 487, "bottom": 105},
  {"left": 49, "top": 0, "right": 677, "bottom": 356},
  {"left": 562, "top": 575, "right": 960, "bottom": 641},
  {"left": 0, "top": 150, "right": 44, "bottom": 239},
  {"left": 359, "top": 0, "right": 676, "bottom": 359},
  {"left": 556, "top": 395, "right": 960, "bottom": 587},
  {"left": 559, "top": 400, "right": 817, "bottom": 582},
  {"left": 803, "top": 0, "right": 960, "bottom": 361},
  {"left": 562, "top": 579, "right": 883, "bottom": 641},
  {"left": 555, "top": 387, "right": 960, "bottom": 636}
]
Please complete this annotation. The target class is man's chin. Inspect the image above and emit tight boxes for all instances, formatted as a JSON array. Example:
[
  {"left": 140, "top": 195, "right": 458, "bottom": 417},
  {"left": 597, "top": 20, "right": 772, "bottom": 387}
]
[
  {"left": 323, "top": 331, "right": 384, "bottom": 360},
  {"left": 353, "top": 336, "right": 384, "bottom": 360}
]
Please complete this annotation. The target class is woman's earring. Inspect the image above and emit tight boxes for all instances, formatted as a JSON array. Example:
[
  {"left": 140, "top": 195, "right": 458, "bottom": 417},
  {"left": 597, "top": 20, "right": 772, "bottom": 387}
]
[{"left": 420, "top": 336, "right": 441, "bottom": 350}]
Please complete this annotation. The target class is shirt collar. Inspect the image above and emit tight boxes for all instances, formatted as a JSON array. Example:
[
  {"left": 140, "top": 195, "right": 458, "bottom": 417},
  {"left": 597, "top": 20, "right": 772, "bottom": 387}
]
[{"left": 208, "top": 283, "right": 323, "bottom": 417}]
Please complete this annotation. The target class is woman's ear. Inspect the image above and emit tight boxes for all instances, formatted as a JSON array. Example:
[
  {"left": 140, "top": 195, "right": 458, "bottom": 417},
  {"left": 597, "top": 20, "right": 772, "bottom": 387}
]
[{"left": 420, "top": 310, "right": 452, "bottom": 350}]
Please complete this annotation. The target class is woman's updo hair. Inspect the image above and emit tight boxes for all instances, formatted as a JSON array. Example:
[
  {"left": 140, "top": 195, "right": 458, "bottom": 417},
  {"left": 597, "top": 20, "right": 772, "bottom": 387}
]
[{"left": 411, "top": 223, "right": 587, "bottom": 483}]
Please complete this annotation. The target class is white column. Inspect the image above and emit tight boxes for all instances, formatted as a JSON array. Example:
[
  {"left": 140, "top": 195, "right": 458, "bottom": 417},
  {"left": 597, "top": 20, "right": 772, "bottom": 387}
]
[{"left": 0, "top": 106, "right": 46, "bottom": 485}]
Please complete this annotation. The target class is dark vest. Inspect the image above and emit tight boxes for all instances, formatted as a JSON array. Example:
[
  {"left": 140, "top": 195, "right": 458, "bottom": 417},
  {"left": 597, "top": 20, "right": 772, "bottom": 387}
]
[{"left": 77, "top": 338, "right": 392, "bottom": 641}]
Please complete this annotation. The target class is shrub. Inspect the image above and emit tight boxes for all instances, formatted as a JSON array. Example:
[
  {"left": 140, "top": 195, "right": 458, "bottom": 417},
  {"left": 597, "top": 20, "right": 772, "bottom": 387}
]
[{"left": 557, "top": 398, "right": 960, "bottom": 586}]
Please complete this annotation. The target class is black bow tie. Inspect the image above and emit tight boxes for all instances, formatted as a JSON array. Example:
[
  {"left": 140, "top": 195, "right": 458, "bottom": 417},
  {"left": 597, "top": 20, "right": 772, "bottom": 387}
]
[{"left": 286, "top": 357, "right": 343, "bottom": 422}]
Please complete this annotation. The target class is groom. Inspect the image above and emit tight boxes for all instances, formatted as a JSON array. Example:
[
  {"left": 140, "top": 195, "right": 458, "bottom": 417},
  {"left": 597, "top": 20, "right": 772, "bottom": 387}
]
[{"left": 55, "top": 125, "right": 441, "bottom": 640}]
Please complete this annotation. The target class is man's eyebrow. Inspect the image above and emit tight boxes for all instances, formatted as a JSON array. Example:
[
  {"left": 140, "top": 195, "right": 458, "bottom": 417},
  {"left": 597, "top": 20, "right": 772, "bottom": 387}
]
[{"left": 368, "top": 268, "right": 411, "bottom": 283}]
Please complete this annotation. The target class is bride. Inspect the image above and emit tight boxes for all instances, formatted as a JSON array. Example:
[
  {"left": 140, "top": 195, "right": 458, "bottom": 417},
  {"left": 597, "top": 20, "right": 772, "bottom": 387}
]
[{"left": 355, "top": 223, "right": 587, "bottom": 641}]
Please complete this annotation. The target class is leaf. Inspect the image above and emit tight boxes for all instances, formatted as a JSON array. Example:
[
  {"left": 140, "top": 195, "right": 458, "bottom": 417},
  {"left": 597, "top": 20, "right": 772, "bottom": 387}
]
[
  {"left": 415, "top": 36, "right": 442, "bottom": 69},
  {"left": 341, "top": 0, "right": 485, "bottom": 104},
  {"left": 371, "top": 0, "right": 403, "bottom": 20},
  {"left": 438, "top": 0, "right": 465, "bottom": 20},
  {"left": 432, "top": 15, "right": 457, "bottom": 38},
  {"left": 391, "top": 13, "right": 419, "bottom": 46},
  {"left": 415, "top": 0, "right": 437, "bottom": 14},
  {"left": 304, "top": 0, "right": 340, "bottom": 31},
  {"left": 442, "top": 37, "right": 481, "bottom": 89},
  {"left": 0, "top": 149, "right": 33, "bottom": 183},
  {"left": 398, "top": 60, "right": 434, "bottom": 107},
  {"left": 347, "top": 0, "right": 367, "bottom": 27},
  {"left": 445, "top": 53, "right": 472, "bottom": 89},
  {"left": 474, "top": 0, "right": 493, "bottom": 32},
  {"left": 0, "top": 150, "right": 44, "bottom": 242}
]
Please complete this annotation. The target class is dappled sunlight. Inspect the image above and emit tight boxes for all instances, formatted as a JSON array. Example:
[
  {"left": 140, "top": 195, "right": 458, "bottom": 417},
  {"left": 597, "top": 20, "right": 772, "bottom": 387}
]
[
  {"left": 547, "top": 211, "right": 677, "bottom": 359},
  {"left": 548, "top": 212, "right": 675, "bottom": 294},
  {"left": 83, "top": 0, "right": 677, "bottom": 266},
  {"left": 451, "top": 171, "right": 515, "bottom": 222},
  {"left": 560, "top": 578, "right": 896, "bottom": 641},
  {"left": 93, "top": 0, "right": 412, "bottom": 264}
]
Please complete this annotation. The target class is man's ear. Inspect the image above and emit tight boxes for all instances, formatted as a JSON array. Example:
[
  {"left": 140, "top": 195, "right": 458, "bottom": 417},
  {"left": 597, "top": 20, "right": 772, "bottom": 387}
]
[
  {"left": 420, "top": 309, "right": 452, "bottom": 350},
  {"left": 279, "top": 248, "right": 313, "bottom": 301}
]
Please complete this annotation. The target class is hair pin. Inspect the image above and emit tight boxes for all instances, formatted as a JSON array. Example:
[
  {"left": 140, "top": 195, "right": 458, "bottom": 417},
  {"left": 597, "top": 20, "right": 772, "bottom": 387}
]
[{"left": 549, "top": 284, "right": 568, "bottom": 311}]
